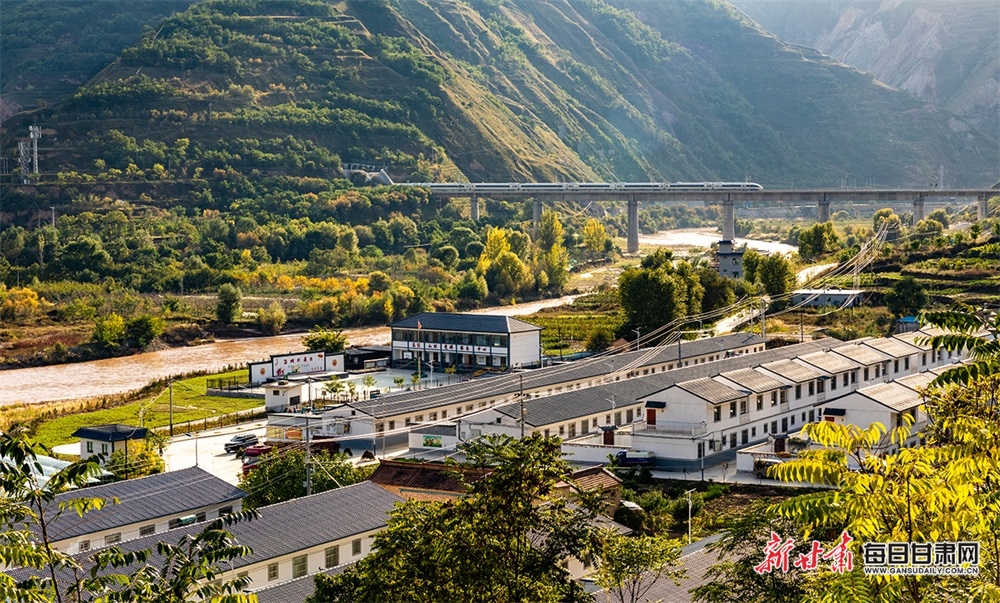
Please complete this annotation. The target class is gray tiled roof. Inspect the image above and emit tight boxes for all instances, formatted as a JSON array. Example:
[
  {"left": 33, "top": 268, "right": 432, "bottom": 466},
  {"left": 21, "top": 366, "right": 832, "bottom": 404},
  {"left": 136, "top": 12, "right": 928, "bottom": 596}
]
[
  {"left": 350, "top": 333, "right": 766, "bottom": 419},
  {"left": 796, "top": 351, "right": 860, "bottom": 375},
  {"left": 70, "top": 424, "right": 147, "bottom": 442},
  {"left": 45, "top": 467, "right": 245, "bottom": 542},
  {"left": 680, "top": 378, "right": 747, "bottom": 405},
  {"left": 858, "top": 382, "right": 922, "bottom": 411},
  {"left": 759, "top": 358, "right": 824, "bottom": 383},
  {"left": 830, "top": 342, "right": 892, "bottom": 366},
  {"left": 489, "top": 339, "right": 839, "bottom": 427},
  {"left": 13, "top": 481, "right": 402, "bottom": 586},
  {"left": 863, "top": 337, "right": 921, "bottom": 359},
  {"left": 717, "top": 368, "right": 788, "bottom": 393},
  {"left": 389, "top": 312, "right": 542, "bottom": 334}
]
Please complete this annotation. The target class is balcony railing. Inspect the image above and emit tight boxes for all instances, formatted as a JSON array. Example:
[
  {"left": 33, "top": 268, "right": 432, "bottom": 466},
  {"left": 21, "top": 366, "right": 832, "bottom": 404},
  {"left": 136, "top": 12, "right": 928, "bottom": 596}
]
[{"left": 635, "top": 422, "right": 707, "bottom": 437}]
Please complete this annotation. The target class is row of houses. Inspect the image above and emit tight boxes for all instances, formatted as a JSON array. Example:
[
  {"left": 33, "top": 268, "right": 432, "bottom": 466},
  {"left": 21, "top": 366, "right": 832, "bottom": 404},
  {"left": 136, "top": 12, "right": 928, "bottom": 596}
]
[{"left": 13, "top": 457, "right": 626, "bottom": 602}]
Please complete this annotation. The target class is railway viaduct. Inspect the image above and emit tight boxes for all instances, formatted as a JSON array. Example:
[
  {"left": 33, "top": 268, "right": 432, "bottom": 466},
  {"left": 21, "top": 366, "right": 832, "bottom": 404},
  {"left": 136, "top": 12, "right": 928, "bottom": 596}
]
[{"left": 410, "top": 185, "right": 996, "bottom": 254}]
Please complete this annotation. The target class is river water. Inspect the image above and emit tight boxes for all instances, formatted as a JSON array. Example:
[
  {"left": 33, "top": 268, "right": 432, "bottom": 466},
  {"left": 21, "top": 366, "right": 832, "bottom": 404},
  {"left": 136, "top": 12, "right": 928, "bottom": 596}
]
[
  {"left": 638, "top": 228, "right": 797, "bottom": 255},
  {"left": 0, "top": 295, "right": 581, "bottom": 405}
]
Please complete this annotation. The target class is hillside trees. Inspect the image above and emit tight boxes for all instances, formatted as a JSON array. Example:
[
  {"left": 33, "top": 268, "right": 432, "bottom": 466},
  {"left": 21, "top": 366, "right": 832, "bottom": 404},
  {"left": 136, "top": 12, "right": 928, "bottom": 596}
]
[
  {"left": 797, "top": 222, "right": 840, "bottom": 262},
  {"left": 617, "top": 250, "right": 709, "bottom": 333},
  {"left": 884, "top": 276, "right": 927, "bottom": 317}
]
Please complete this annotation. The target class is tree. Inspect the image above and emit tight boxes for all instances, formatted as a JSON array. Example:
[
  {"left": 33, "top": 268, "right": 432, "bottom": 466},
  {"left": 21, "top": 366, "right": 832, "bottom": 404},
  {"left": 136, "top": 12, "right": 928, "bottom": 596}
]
[
  {"left": 542, "top": 243, "right": 570, "bottom": 292},
  {"left": 884, "top": 276, "right": 927, "bottom": 317},
  {"left": 618, "top": 266, "right": 686, "bottom": 330},
  {"left": 484, "top": 251, "right": 531, "bottom": 299},
  {"left": 756, "top": 254, "right": 794, "bottom": 299},
  {"left": 393, "top": 376, "right": 405, "bottom": 389},
  {"left": 362, "top": 375, "right": 377, "bottom": 398},
  {"left": 477, "top": 227, "right": 512, "bottom": 274},
  {"left": 303, "top": 326, "right": 349, "bottom": 352},
  {"left": 690, "top": 502, "right": 808, "bottom": 603},
  {"left": 582, "top": 218, "right": 608, "bottom": 257},
  {"left": 323, "top": 376, "right": 345, "bottom": 401},
  {"left": 309, "top": 435, "right": 603, "bottom": 603},
  {"left": 237, "top": 448, "right": 368, "bottom": 510},
  {"left": 797, "top": 222, "right": 840, "bottom": 262},
  {"left": 105, "top": 440, "right": 164, "bottom": 480},
  {"left": 586, "top": 326, "right": 614, "bottom": 352},
  {"left": 92, "top": 313, "right": 126, "bottom": 350},
  {"left": 454, "top": 269, "right": 488, "bottom": 303},
  {"left": 125, "top": 314, "right": 165, "bottom": 349},
  {"left": 595, "top": 531, "right": 685, "bottom": 603},
  {"left": 537, "top": 209, "right": 564, "bottom": 252},
  {"left": 256, "top": 301, "right": 287, "bottom": 335},
  {"left": 926, "top": 208, "right": 949, "bottom": 228},
  {"left": 215, "top": 283, "right": 242, "bottom": 324}
]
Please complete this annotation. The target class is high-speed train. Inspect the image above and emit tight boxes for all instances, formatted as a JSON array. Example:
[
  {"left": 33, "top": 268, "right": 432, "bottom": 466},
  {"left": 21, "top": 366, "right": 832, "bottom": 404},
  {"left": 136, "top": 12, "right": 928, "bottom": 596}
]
[{"left": 411, "top": 181, "right": 764, "bottom": 193}]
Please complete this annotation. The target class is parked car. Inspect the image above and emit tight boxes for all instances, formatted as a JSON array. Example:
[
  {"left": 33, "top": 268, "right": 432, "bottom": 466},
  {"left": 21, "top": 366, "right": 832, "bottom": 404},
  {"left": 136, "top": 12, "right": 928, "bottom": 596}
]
[
  {"left": 224, "top": 433, "right": 259, "bottom": 453},
  {"left": 753, "top": 458, "right": 783, "bottom": 479}
]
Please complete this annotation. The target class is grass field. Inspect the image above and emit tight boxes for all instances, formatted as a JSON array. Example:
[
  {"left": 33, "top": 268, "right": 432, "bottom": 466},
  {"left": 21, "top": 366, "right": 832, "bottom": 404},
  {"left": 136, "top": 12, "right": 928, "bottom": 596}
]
[{"left": 30, "top": 370, "right": 260, "bottom": 449}]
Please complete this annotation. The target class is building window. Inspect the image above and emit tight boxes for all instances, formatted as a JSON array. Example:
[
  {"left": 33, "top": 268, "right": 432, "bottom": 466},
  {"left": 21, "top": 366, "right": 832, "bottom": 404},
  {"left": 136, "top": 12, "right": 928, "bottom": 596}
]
[
  {"left": 904, "top": 357, "right": 910, "bottom": 370},
  {"left": 415, "top": 414, "right": 424, "bottom": 422},
  {"left": 817, "top": 380, "right": 825, "bottom": 394},
  {"left": 741, "top": 429, "right": 748, "bottom": 445},
  {"left": 292, "top": 555, "right": 307, "bottom": 579},
  {"left": 782, "top": 417, "right": 788, "bottom": 432},
  {"left": 864, "top": 368, "right": 870, "bottom": 381},
  {"left": 740, "top": 399, "right": 747, "bottom": 415},
  {"left": 429, "top": 412, "right": 437, "bottom": 421},
  {"left": 79, "top": 540, "right": 90, "bottom": 552},
  {"left": 352, "top": 538, "right": 362, "bottom": 556},
  {"left": 922, "top": 353, "right": 927, "bottom": 366},
  {"left": 729, "top": 402, "right": 737, "bottom": 418},
  {"left": 139, "top": 524, "right": 155, "bottom": 537},
  {"left": 730, "top": 433, "right": 737, "bottom": 448},
  {"left": 713, "top": 406, "right": 721, "bottom": 422},
  {"left": 831, "top": 376, "right": 837, "bottom": 390},
  {"left": 605, "top": 414, "right": 611, "bottom": 424},
  {"left": 843, "top": 373, "right": 849, "bottom": 387},
  {"left": 105, "top": 533, "right": 121, "bottom": 546},
  {"left": 268, "top": 562, "right": 279, "bottom": 581},
  {"left": 169, "top": 518, "right": 182, "bottom": 529},
  {"left": 795, "top": 385, "right": 801, "bottom": 400},
  {"left": 756, "top": 395, "right": 763, "bottom": 411},
  {"left": 325, "top": 546, "right": 340, "bottom": 568},
  {"left": 808, "top": 381, "right": 815, "bottom": 396},
  {"left": 581, "top": 421, "right": 589, "bottom": 435},
  {"left": 809, "top": 410, "right": 815, "bottom": 422},
  {"left": 791, "top": 415, "right": 796, "bottom": 425},
  {"left": 101, "top": 443, "right": 109, "bottom": 455},
  {"left": 196, "top": 512, "right": 206, "bottom": 523},
  {"left": 894, "top": 360, "right": 899, "bottom": 373},
  {"left": 544, "top": 429, "right": 550, "bottom": 438},
  {"left": 559, "top": 426, "right": 565, "bottom": 436},
  {"left": 770, "top": 392, "right": 777, "bottom": 406},
  {"left": 86, "top": 441, "right": 93, "bottom": 454},
  {"left": 752, "top": 426, "right": 757, "bottom": 437},
  {"left": 614, "top": 411, "right": 622, "bottom": 425},
  {"left": 626, "top": 409, "right": 633, "bottom": 423},
  {"left": 466, "top": 405, "right": 473, "bottom": 412},
  {"left": 592, "top": 417, "right": 598, "bottom": 427},
  {"left": 772, "top": 420, "right": 778, "bottom": 433}
]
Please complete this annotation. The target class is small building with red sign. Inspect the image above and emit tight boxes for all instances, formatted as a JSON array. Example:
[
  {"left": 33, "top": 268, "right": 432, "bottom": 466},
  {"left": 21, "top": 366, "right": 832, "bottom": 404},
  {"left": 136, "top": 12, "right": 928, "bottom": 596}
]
[
  {"left": 249, "top": 351, "right": 346, "bottom": 385},
  {"left": 389, "top": 312, "right": 542, "bottom": 372}
]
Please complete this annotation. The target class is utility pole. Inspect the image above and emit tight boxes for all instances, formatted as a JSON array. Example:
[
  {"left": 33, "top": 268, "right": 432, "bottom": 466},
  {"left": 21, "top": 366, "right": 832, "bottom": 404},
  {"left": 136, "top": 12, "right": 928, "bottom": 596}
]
[
  {"left": 685, "top": 488, "right": 696, "bottom": 544},
  {"left": 168, "top": 381, "right": 174, "bottom": 436},
  {"left": 304, "top": 415, "right": 312, "bottom": 496},
  {"left": 633, "top": 329, "right": 641, "bottom": 351},
  {"left": 519, "top": 373, "right": 525, "bottom": 438},
  {"left": 50, "top": 207, "right": 55, "bottom": 227},
  {"left": 799, "top": 312, "right": 804, "bottom": 343}
]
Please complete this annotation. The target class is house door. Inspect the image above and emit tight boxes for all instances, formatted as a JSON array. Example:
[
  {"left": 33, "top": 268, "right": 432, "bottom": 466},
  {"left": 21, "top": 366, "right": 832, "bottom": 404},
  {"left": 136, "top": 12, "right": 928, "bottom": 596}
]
[
  {"left": 646, "top": 409, "right": 656, "bottom": 426},
  {"left": 603, "top": 429, "right": 615, "bottom": 445}
]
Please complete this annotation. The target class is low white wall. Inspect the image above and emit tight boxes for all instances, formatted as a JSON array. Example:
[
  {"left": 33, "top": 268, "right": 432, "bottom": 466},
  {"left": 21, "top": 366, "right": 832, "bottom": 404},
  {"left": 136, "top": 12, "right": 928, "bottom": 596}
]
[{"left": 561, "top": 441, "right": 630, "bottom": 465}]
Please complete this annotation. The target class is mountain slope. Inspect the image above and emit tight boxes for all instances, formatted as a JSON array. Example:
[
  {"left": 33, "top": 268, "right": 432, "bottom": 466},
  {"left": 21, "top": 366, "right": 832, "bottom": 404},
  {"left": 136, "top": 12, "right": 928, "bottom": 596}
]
[
  {"left": 1, "top": 0, "right": 996, "bottom": 192},
  {"left": 731, "top": 0, "right": 1000, "bottom": 132}
]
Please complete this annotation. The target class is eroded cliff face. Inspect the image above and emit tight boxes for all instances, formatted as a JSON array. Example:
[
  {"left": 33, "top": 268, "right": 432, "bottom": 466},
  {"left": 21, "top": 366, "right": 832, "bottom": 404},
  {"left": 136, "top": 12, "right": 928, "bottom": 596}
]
[{"left": 733, "top": 0, "right": 999, "bottom": 128}]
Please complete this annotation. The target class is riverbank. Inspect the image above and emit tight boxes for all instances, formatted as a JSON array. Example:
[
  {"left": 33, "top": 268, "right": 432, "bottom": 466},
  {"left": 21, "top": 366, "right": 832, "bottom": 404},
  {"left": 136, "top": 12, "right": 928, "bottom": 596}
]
[{"left": 0, "top": 294, "right": 583, "bottom": 406}]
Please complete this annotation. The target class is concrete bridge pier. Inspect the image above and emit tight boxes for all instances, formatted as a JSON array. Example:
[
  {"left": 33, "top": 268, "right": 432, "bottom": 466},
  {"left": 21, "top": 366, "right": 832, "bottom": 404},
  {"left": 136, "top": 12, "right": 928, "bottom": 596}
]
[
  {"left": 532, "top": 198, "right": 542, "bottom": 237},
  {"left": 627, "top": 195, "right": 639, "bottom": 254},
  {"left": 470, "top": 196, "right": 479, "bottom": 221},
  {"left": 721, "top": 198, "right": 735, "bottom": 241},
  {"left": 978, "top": 195, "right": 988, "bottom": 221},
  {"left": 913, "top": 194, "right": 925, "bottom": 223},
  {"left": 817, "top": 194, "right": 830, "bottom": 223}
]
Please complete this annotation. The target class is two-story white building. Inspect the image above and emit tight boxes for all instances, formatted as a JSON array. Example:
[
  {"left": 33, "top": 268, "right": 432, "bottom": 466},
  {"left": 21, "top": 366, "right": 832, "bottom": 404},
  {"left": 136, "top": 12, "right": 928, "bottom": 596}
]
[{"left": 389, "top": 312, "right": 543, "bottom": 371}]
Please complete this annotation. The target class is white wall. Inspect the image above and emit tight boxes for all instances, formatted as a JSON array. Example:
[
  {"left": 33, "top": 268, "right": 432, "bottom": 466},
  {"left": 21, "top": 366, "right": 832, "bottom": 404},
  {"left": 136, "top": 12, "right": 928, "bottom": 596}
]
[{"left": 509, "top": 331, "right": 541, "bottom": 367}]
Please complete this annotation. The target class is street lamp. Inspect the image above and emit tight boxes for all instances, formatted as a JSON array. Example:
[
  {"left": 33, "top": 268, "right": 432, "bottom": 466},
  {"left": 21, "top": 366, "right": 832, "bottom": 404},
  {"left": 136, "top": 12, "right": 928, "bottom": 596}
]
[
  {"left": 633, "top": 329, "right": 641, "bottom": 351},
  {"left": 184, "top": 432, "right": 198, "bottom": 468}
]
